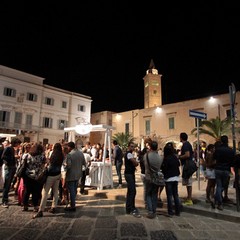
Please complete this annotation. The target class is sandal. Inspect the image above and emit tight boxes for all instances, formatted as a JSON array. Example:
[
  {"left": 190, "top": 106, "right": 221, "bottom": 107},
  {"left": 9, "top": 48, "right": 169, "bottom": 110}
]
[
  {"left": 48, "top": 208, "right": 56, "bottom": 214},
  {"left": 33, "top": 207, "right": 39, "bottom": 212},
  {"left": 32, "top": 211, "right": 43, "bottom": 219}
]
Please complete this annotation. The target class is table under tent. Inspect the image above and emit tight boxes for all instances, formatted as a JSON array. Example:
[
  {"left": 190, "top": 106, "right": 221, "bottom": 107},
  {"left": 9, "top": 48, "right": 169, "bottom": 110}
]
[{"left": 64, "top": 124, "right": 115, "bottom": 190}]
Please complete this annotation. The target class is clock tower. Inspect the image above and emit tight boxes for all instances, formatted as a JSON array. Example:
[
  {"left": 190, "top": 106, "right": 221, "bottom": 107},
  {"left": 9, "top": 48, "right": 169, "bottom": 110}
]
[{"left": 143, "top": 59, "right": 162, "bottom": 109}]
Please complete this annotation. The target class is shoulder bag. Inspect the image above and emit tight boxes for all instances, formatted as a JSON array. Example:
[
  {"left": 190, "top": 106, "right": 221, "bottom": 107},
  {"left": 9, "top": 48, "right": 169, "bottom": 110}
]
[
  {"left": 16, "top": 155, "right": 28, "bottom": 178},
  {"left": 146, "top": 153, "right": 165, "bottom": 186}
]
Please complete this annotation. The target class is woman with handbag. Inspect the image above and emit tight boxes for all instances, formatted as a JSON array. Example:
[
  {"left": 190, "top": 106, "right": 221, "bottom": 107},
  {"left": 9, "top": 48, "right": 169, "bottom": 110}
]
[
  {"left": 22, "top": 143, "right": 46, "bottom": 212},
  {"left": 144, "top": 141, "right": 163, "bottom": 219},
  {"left": 16, "top": 142, "right": 31, "bottom": 206},
  {"left": 33, "top": 143, "right": 64, "bottom": 218}
]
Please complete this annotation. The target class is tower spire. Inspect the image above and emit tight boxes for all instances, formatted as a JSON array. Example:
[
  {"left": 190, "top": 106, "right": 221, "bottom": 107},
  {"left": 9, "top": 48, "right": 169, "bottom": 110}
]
[{"left": 149, "top": 59, "right": 155, "bottom": 69}]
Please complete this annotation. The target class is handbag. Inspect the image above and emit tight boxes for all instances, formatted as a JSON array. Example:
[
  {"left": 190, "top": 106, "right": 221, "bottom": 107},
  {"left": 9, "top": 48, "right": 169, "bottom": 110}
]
[
  {"left": 146, "top": 153, "right": 165, "bottom": 186},
  {"left": 205, "top": 168, "right": 215, "bottom": 179},
  {"left": 182, "top": 159, "right": 198, "bottom": 179},
  {"left": 16, "top": 156, "right": 28, "bottom": 178},
  {"left": 35, "top": 165, "right": 48, "bottom": 184}
]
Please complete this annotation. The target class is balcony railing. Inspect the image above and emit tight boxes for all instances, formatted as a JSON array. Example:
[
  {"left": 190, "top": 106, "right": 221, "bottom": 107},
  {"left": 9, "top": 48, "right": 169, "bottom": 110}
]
[{"left": 0, "top": 121, "right": 41, "bottom": 132}]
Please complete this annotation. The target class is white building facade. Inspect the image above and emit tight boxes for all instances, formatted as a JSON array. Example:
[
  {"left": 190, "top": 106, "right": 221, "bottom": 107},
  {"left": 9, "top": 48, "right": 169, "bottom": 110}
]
[{"left": 0, "top": 65, "right": 92, "bottom": 144}]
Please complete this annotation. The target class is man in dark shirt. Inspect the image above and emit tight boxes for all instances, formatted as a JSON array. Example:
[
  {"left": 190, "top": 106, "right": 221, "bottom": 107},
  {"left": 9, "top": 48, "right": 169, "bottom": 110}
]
[
  {"left": 179, "top": 132, "right": 194, "bottom": 206},
  {"left": 124, "top": 142, "right": 141, "bottom": 218},
  {"left": 1, "top": 137, "right": 21, "bottom": 208},
  {"left": 212, "top": 135, "right": 235, "bottom": 210},
  {"left": 112, "top": 140, "right": 123, "bottom": 188}
]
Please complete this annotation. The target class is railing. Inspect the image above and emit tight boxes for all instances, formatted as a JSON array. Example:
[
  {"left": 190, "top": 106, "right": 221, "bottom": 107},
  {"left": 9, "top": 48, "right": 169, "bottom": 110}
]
[{"left": 0, "top": 121, "right": 40, "bottom": 132}]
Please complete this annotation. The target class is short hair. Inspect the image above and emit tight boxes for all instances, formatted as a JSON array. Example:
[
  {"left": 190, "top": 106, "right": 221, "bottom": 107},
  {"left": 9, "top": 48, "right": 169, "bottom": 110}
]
[
  {"left": 221, "top": 135, "right": 228, "bottom": 145},
  {"left": 113, "top": 140, "right": 118, "bottom": 145},
  {"left": 11, "top": 137, "right": 22, "bottom": 147},
  {"left": 180, "top": 132, "right": 188, "bottom": 141},
  {"left": 67, "top": 142, "right": 75, "bottom": 149},
  {"left": 150, "top": 141, "right": 158, "bottom": 151}
]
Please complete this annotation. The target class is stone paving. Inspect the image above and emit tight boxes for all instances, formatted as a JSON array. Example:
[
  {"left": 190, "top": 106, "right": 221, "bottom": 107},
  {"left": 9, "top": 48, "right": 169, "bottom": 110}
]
[{"left": 1, "top": 166, "right": 240, "bottom": 240}]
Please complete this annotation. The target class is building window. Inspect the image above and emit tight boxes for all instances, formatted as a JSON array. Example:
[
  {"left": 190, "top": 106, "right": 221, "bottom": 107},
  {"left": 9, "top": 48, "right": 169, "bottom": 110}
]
[
  {"left": 3, "top": 87, "right": 16, "bottom": 97},
  {"left": 43, "top": 117, "right": 53, "bottom": 128},
  {"left": 151, "top": 81, "right": 159, "bottom": 86},
  {"left": 43, "top": 138, "right": 49, "bottom": 146},
  {"left": 145, "top": 120, "right": 151, "bottom": 135},
  {"left": 14, "top": 112, "right": 22, "bottom": 128},
  {"left": 58, "top": 120, "right": 67, "bottom": 129},
  {"left": 26, "top": 114, "right": 33, "bottom": 127},
  {"left": 27, "top": 93, "right": 37, "bottom": 102},
  {"left": 62, "top": 101, "right": 67, "bottom": 108},
  {"left": 169, "top": 117, "right": 175, "bottom": 129},
  {"left": 0, "top": 111, "right": 10, "bottom": 127},
  {"left": 153, "top": 90, "right": 157, "bottom": 94},
  {"left": 125, "top": 123, "right": 129, "bottom": 134},
  {"left": 45, "top": 97, "right": 54, "bottom": 106},
  {"left": 78, "top": 104, "right": 85, "bottom": 112},
  {"left": 226, "top": 109, "right": 231, "bottom": 118}
]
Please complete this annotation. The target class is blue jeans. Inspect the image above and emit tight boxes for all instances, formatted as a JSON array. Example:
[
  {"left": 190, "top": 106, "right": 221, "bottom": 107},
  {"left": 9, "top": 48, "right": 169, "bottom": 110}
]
[
  {"left": 145, "top": 181, "right": 159, "bottom": 214},
  {"left": 214, "top": 169, "right": 230, "bottom": 205},
  {"left": 2, "top": 165, "right": 16, "bottom": 204},
  {"left": 124, "top": 173, "right": 136, "bottom": 213},
  {"left": 165, "top": 181, "right": 180, "bottom": 215},
  {"left": 115, "top": 161, "right": 123, "bottom": 185},
  {"left": 67, "top": 180, "right": 78, "bottom": 208}
]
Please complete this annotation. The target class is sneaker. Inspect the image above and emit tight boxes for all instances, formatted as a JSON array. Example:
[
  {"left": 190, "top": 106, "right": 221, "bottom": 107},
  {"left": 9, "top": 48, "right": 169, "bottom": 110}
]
[
  {"left": 64, "top": 207, "right": 76, "bottom": 212},
  {"left": 131, "top": 209, "right": 141, "bottom": 218},
  {"left": 182, "top": 200, "right": 193, "bottom": 206},
  {"left": 146, "top": 213, "right": 156, "bottom": 219},
  {"left": 2, "top": 202, "right": 9, "bottom": 208}
]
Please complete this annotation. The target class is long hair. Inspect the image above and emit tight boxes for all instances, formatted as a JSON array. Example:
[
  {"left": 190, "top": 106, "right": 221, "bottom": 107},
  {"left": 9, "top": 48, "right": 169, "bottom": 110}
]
[{"left": 50, "top": 143, "right": 64, "bottom": 164}]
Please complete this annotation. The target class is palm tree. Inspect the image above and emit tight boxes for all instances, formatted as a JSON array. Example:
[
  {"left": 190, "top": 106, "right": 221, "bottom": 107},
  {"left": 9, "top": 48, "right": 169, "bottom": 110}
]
[
  {"left": 191, "top": 116, "right": 232, "bottom": 141},
  {"left": 112, "top": 132, "right": 136, "bottom": 153}
]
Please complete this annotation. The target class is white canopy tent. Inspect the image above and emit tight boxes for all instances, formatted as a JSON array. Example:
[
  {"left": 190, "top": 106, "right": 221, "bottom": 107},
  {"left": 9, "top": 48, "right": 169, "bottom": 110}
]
[{"left": 64, "top": 124, "right": 115, "bottom": 190}]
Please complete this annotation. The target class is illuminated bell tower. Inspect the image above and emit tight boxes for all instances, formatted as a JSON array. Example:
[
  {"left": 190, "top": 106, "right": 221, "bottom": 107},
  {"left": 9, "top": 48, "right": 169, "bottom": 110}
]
[{"left": 143, "top": 59, "right": 162, "bottom": 109}]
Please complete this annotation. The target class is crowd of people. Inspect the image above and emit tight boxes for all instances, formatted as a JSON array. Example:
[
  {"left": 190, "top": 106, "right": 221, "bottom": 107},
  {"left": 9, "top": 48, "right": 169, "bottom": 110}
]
[
  {"left": 127, "top": 132, "right": 239, "bottom": 219},
  {"left": 0, "top": 133, "right": 239, "bottom": 220}
]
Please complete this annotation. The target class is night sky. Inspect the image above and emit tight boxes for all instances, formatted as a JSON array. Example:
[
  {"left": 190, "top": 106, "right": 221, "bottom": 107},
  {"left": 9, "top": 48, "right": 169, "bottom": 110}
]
[{"left": 1, "top": 2, "right": 240, "bottom": 113}]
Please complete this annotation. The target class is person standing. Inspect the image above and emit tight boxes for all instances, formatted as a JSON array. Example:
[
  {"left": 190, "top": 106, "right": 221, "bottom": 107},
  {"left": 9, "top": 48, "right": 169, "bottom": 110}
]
[
  {"left": 112, "top": 140, "right": 123, "bottom": 189},
  {"left": 22, "top": 143, "right": 46, "bottom": 212},
  {"left": 124, "top": 142, "right": 141, "bottom": 218},
  {"left": 65, "top": 142, "right": 85, "bottom": 211},
  {"left": 144, "top": 141, "right": 163, "bottom": 219},
  {"left": 1, "top": 137, "right": 21, "bottom": 208},
  {"left": 138, "top": 138, "right": 152, "bottom": 209},
  {"left": 178, "top": 132, "right": 194, "bottom": 206},
  {"left": 161, "top": 143, "right": 181, "bottom": 217},
  {"left": 212, "top": 135, "right": 235, "bottom": 210},
  {"left": 80, "top": 148, "right": 91, "bottom": 195},
  {"left": 33, "top": 143, "right": 64, "bottom": 218}
]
